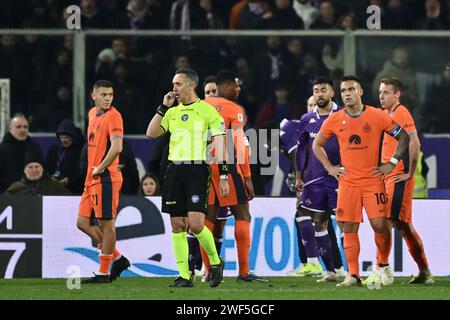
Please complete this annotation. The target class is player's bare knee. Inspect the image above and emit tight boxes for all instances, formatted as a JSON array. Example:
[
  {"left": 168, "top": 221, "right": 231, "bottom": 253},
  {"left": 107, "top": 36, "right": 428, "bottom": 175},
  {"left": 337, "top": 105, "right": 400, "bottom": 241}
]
[
  {"left": 314, "top": 220, "right": 328, "bottom": 232},
  {"left": 76, "top": 217, "right": 88, "bottom": 232},
  {"left": 369, "top": 217, "right": 388, "bottom": 233},
  {"left": 342, "top": 222, "right": 359, "bottom": 233},
  {"left": 231, "top": 205, "right": 251, "bottom": 222},
  {"left": 313, "top": 212, "right": 327, "bottom": 230}
]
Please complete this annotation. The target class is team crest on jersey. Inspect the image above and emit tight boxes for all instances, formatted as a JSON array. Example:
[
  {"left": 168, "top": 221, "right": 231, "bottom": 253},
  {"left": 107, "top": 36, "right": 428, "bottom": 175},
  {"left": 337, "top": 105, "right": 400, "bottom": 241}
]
[
  {"left": 88, "top": 132, "right": 95, "bottom": 141},
  {"left": 308, "top": 118, "right": 316, "bottom": 124},
  {"left": 363, "top": 122, "right": 371, "bottom": 133},
  {"left": 181, "top": 114, "right": 189, "bottom": 121},
  {"left": 191, "top": 195, "right": 200, "bottom": 203},
  {"left": 305, "top": 198, "right": 312, "bottom": 206}
]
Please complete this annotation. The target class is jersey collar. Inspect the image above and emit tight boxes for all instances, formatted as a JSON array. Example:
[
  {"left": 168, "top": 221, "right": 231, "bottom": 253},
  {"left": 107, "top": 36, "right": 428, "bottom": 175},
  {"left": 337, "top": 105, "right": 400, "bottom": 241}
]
[{"left": 313, "top": 102, "right": 338, "bottom": 120}]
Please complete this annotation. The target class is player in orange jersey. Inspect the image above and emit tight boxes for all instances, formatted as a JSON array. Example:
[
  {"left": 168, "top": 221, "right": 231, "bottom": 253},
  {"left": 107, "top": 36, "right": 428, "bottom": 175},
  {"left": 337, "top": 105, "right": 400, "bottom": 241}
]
[
  {"left": 378, "top": 77, "right": 433, "bottom": 285},
  {"left": 202, "top": 69, "right": 267, "bottom": 282},
  {"left": 313, "top": 75, "right": 410, "bottom": 287},
  {"left": 77, "top": 80, "right": 130, "bottom": 284}
]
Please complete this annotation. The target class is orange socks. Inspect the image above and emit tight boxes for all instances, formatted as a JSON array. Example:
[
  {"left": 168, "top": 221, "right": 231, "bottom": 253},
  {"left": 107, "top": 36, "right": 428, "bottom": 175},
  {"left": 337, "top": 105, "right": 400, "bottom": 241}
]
[
  {"left": 343, "top": 232, "right": 360, "bottom": 277},
  {"left": 235, "top": 220, "right": 251, "bottom": 276},
  {"left": 199, "top": 220, "right": 215, "bottom": 274},
  {"left": 403, "top": 229, "right": 429, "bottom": 270},
  {"left": 97, "top": 244, "right": 121, "bottom": 261},
  {"left": 375, "top": 232, "right": 391, "bottom": 265},
  {"left": 99, "top": 254, "right": 113, "bottom": 275}
]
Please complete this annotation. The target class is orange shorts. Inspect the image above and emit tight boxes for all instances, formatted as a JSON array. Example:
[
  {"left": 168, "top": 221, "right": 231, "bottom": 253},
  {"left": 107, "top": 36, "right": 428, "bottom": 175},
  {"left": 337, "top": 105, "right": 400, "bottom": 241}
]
[
  {"left": 78, "top": 182, "right": 122, "bottom": 219},
  {"left": 385, "top": 175, "right": 414, "bottom": 223},
  {"left": 208, "top": 164, "right": 248, "bottom": 207},
  {"left": 336, "top": 183, "right": 387, "bottom": 223}
]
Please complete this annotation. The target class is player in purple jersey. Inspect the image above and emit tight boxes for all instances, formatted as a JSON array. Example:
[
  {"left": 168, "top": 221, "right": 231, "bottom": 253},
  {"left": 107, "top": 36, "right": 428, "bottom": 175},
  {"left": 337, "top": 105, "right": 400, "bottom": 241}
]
[
  {"left": 294, "top": 77, "right": 346, "bottom": 282},
  {"left": 280, "top": 118, "right": 308, "bottom": 272}
]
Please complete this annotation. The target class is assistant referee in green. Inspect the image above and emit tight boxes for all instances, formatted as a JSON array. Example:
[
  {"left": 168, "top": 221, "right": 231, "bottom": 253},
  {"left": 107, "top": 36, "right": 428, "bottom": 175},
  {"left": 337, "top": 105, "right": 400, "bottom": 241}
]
[{"left": 147, "top": 68, "right": 229, "bottom": 288}]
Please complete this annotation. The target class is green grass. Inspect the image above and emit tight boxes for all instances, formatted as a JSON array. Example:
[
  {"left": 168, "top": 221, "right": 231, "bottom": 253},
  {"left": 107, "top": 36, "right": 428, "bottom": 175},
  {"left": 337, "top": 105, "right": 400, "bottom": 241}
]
[{"left": 0, "top": 277, "right": 449, "bottom": 300}]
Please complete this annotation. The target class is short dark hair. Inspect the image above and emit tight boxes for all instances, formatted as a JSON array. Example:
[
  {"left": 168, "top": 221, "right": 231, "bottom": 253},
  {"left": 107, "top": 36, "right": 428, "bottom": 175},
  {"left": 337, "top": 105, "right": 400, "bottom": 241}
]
[
  {"left": 313, "top": 76, "right": 333, "bottom": 87},
  {"left": 341, "top": 75, "right": 362, "bottom": 86},
  {"left": 175, "top": 68, "right": 199, "bottom": 85},
  {"left": 93, "top": 80, "right": 113, "bottom": 91},
  {"left": 203, "top": 75, "right": 216, "bottom": 88},
  {"left": 215, "top": 69, "right": 237, "bottom": 86},
  {"left": 381, "top": 77, "right": 402, "bottom": 92}
]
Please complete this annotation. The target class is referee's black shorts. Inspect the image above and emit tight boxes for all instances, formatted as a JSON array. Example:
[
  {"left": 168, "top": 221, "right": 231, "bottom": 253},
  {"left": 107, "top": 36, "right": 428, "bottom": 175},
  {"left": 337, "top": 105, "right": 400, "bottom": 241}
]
[{"left": 162, "top": 162, "right": 211, "bottom": 217}]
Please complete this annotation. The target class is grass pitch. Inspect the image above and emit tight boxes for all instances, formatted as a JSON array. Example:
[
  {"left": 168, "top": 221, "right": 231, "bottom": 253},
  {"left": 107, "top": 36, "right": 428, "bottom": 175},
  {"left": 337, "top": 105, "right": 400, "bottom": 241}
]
[{"left": 0, "top": 276, "right": 449, "bottom": 300}]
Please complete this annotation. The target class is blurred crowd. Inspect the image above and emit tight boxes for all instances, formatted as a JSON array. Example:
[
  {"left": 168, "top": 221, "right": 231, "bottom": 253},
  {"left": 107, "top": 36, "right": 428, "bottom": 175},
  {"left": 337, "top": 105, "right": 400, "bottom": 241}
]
[
  {"left": 1, "top": 0, "right": 449, "bottom": 134},
  {"left": 0, "top": 1, "right": 449, "bottom": 197}
]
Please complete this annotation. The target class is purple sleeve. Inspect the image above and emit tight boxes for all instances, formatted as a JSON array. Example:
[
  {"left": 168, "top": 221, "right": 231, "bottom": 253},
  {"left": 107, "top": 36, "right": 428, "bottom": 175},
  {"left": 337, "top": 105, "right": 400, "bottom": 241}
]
[
  {"left": 296, "top": 142, "right": 307, "bottom": 172},
  {"left": 295, "top": 117, "right": 307, "bottom": 171}
]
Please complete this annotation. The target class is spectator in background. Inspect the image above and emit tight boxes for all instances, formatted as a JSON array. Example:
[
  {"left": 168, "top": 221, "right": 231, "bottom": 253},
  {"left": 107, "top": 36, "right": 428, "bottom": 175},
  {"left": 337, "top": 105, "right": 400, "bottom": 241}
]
[
  {"left": 416, "top": 0, "right": 449, "bottom": 30},
  {"left": 80, "top": 0, "right": 110, "bottom": 28},
  {"left": 119, "top": 139, "right": 140, "bottom": 195},
  {"left": 372, "top": 46, "right": 417, "bottom": 110},
  {"left": 138, "top": 173, "right": 161, "bottom": 196},
  {"left": 111, "top": 59, "right": 140, "bottom": 133},
  {"left": 33, "top": 84, "right": 73, "bottom": 131},
  {"left": 238, "top": 0, "right": 273, "bottom": 29},
  {"left": 269, "top": 0, "right": 304, "bottom": 29},
  {"left": 287, "top": 37, "right": 305, "bottom": 69},
  {"left": 255, "top": 85, "right": 301, "bottom": 128},
  {"left": 46, "top": 119, "right": 85, "bottom": 194},
  {"left": 6, "top": 152, "right": 70, "bottom": 195},
  {"left": 155, "top": 54, "right": 192, "bottom": 107},
  {"left": 384, "top": 0, "right": 414, "bottom": 29},
  {"left": 292, "top": 0, "right": 319, "bottom": 29},
  {"left": 229, "top": 0, "right": 250, "bottom": 29},
  {"left": 0, "top": 35, "right": 32, "bottom": 115},
  {"left": 24, "top": 0, "right": 55, "bottom": 28},
  {"left": 310, "top": 0, "right": 337, "bottom": 29},
  {"left": 321, "top": 12, "right": 355, "bottom": 76},
  {"left": 169, "top": 0, "right": 208, "bottom": 30},
  {"left": 0, "top": 114, "right": 43, "bottom": 193},
  {"left": 114, "top": 0, "right": 163, "bottom": 29},
  {"left": 95, "top": 38, "right": 130, "bottom": 78},
  {"left": 254, "top": 36, "right": 298, "bottom": 105},
  {"left": 199, "top": 0, "right": 225, "bottom": 29},
  {"left": 296, "top": 53, "right": 323, "bottom": 106},
  {"left": 234, "top": 55, "right": 258, "bottom": 122}
]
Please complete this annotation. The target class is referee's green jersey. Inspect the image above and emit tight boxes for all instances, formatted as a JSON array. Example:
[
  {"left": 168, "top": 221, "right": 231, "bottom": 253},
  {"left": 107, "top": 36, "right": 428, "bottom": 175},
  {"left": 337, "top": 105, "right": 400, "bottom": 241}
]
[{"left": 160, "top": 99, "right": 225, "bottom": 161}]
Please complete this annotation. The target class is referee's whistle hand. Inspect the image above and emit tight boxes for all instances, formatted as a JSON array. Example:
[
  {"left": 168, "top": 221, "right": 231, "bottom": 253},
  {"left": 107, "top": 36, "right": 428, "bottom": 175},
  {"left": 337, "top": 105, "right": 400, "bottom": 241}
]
[
  {"left": 219, "top": 180, "right": 230, "bottom": 197},
  {"left": 163, "top": 91, "right": 176, "bottom": 107}
]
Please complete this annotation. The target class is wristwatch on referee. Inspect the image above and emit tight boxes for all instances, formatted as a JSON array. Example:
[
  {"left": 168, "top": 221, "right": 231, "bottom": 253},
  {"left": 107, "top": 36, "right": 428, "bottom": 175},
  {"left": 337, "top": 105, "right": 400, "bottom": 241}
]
[{"left": 220, "top": 174, "right": 229, "bottom": 181}]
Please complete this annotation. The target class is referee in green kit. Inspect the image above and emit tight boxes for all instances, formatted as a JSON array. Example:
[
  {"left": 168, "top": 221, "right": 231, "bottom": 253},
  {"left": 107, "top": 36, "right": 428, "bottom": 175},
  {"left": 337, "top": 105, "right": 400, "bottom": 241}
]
[{"left": 147, "top": 68, "right": 229, "bottom": 288}]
